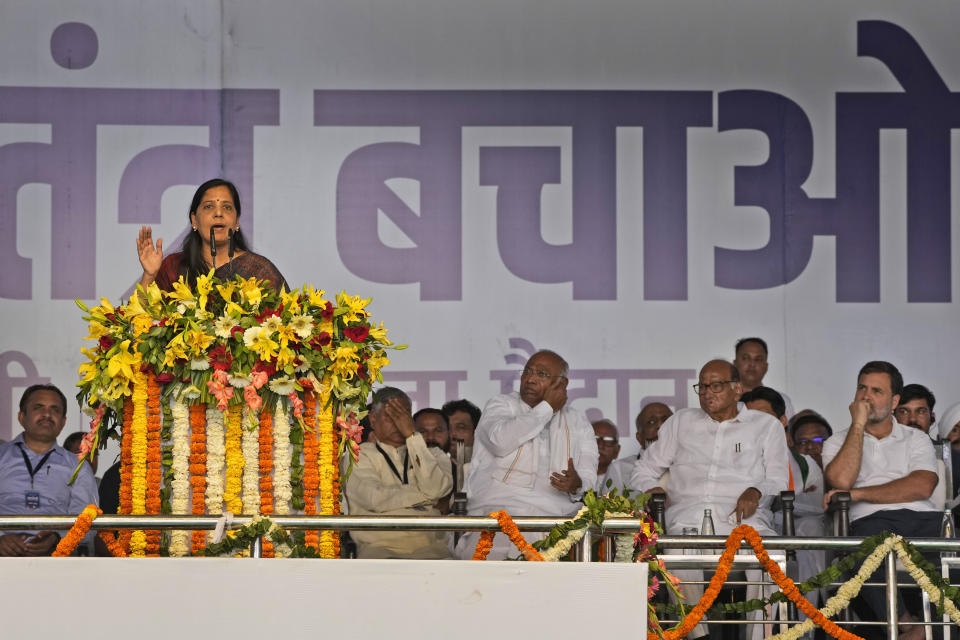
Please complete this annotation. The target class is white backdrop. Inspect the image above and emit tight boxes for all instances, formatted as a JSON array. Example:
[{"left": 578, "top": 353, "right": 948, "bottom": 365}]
[{"left": 1, "top": 1, "right": 959, "bottom": 462}]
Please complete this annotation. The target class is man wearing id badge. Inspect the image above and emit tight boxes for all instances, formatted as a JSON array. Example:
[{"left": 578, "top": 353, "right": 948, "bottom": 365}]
[{"left": 0, "top": 385, "right": 99, "bottom": 556}]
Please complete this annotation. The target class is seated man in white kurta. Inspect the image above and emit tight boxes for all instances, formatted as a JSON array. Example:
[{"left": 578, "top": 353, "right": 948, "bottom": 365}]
[
  {"left": 631, "top": 359, "right": 790, "bottom": 640},
  {"left": 592, "top": 419, "right": 632, "bottom": 495},
  {"left": 454, "top": 349, "right": 598, "bottom": 560},
  {"left": 344, "top": 387, "right": 453, "bottom": 559}
]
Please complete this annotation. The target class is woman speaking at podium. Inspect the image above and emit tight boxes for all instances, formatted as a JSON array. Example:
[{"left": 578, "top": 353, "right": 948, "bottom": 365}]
[{"left": 135, "top": 178, "right": 287, "bottom": 292}]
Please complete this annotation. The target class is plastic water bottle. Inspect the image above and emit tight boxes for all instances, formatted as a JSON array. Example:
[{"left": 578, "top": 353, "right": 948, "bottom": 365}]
[
  {"left": 941, "top": 509, "right": 956, "bottom": 557},
  {"left": 701, "top": 509, "right": 716, "bottom": 555}
]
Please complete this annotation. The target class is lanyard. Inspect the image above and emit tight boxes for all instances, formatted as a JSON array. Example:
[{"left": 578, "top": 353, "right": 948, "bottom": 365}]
[
  {"left": 376, "top": 444, "right": 408, "bottom": 485},
  {"left": 16, "top": 443, "right": 54, "bottom": 489}
]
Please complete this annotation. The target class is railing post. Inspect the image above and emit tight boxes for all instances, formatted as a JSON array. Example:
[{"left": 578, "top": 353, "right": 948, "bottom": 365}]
[
  {"left": 250, "top": 535, "right": 262, "bottom": 558},
  {"left": 603, "top": 533, "right": 614, "bottom": 562},
  {"left": 580, "top": 529, "right": 592, "bottom": 562},
  {"left": 651, "top": 494, "right": 666, "bottom": 532},
  {"left": 779, "top": 490, "right": 798, "bottom": 624},
  {"left": 886, "top": 550, "right": 899, "bottom": 639}
]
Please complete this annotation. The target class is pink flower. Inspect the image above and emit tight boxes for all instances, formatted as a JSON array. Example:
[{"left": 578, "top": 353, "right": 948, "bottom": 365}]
[
  {"left": 348, "top": 440, "right": 360, "bottom": 463},
  {"left": 647, "top": 575, "right": 660, "bottom": 600},
  {"left": 336, "top": 414, "right": 363, "bottom": 444},
  {"left": 250, "top": 370, "right": 269, "bottom": 390},
  {"left": 288, "top": 392, "right": 305, "bottom": 419},
  {"left": 207, "top": 369, "right": 234, "bottom": 411},
  {"left": 244, "top": 385, "right": 263, "bottom": 413}
]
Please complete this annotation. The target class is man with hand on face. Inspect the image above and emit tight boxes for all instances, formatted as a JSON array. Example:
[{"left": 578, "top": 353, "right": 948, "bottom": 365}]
[
  {"left": 822, "top": 362, "right": 940, "bottom": 640},
  {"left": 0, "top": 385, "right": 99, "bottom": 557},
  {"left": 453, "top": 349, "right": 598, "bottom": 560},
  {"left": 343, "top": 387, "right": 453, "bottom": 559}
]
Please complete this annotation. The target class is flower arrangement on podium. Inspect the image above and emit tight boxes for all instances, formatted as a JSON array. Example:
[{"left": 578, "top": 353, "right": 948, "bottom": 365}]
[{"left": 74, "top": 272, "right": 400, "bottom": 557}]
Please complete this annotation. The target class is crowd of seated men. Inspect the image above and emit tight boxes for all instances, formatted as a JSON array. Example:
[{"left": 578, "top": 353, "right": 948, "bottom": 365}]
[{"left": 4, "top": 337, "right": 960, "bottom": 639}]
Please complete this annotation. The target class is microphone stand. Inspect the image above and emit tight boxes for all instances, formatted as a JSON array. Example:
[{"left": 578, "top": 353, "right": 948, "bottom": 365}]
[{"left": 227, "top": 228, "right": 236, "bottom": 280}]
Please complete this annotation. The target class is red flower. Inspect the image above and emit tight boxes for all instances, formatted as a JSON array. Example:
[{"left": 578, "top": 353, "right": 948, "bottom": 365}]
[
  {"left": 140, "top": 362, "right": 154, "bottom": 374},
  {"left": 320, "top": 301, "right": 334, "bottom": 321},
  {"left": 343, "top": 325, "right": 369, "bottom": 342},
  {"left": 253, "top": 360, "right": 277, "bottom": 377},
  {"left": 155, "top": 373, "right": 175, "bottom": 384},
  {"left": 254, "top": 304, "right": 283, "bottom": 323},
  {"left": 99, "top": 335, "right": 115, "bottom": 352},
  {"left": 310, "top": 332, "right": 331, "bottom": 349},
  {"left": 230, "top": 326, "right": 244, "bottom": 340},
  {"left": 208, "top": 344, "right": 233, "bottom": 371},
  {"left": 298, "top": 378, "right": 314, "bottom": 392}
]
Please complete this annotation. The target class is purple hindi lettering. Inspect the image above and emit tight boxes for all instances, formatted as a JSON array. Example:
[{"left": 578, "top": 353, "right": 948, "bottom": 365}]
[
  {"left": 715, "top": 21, "right": 959, "bottom": 302},
  {"left": 315, "top": 90, "right": 712, "bottom": 301},
  {"left": 380, "top": 370, "right": 467, "bottom": 411},
  {"left": 0, "top": 26, "right": 280, "bottom": 300}
]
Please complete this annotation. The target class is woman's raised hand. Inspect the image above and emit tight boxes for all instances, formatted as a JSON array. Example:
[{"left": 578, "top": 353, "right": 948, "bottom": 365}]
[{"left": 137, "top": 225, "right": 163, "bottom": 285}]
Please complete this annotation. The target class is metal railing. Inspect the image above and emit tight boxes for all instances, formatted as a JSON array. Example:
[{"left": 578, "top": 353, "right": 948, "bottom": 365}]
[{"left": 3, "top": 514, "right": 958, "bottom": 638}]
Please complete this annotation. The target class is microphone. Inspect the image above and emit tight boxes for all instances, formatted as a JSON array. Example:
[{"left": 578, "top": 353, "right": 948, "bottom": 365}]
[
  {"left": 209, "top": 227, "right": 217, "bottom": 264},
  {"left": 228, "top": 228, "right": 236, "bottom": 260}
]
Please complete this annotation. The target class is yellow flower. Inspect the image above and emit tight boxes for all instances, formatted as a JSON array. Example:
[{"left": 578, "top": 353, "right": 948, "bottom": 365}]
[
  {"left": 184, "top": 330, "right": 214, "bottom": 355},
  {"left": 275, "top": 346, "right": 297, "bottom": 370},
  {"left": 366, "top": 351, "right": 391, "bottom": 379},
  {"left": 238, "top": 277, "right": 263, "bottom": 309},
  {"left": 162, "top": 332, "right": 189, "bottom": 368},
  {"left": 243, "top": 326, "right": 279, "bottom": 361},
  {"left": 280, "top": 290, "right": 302, "bottom": 314},
  {"left": 303, "top": 285, "right": 327, "bottom": 308},
  {"left": 368, "top": 321, "right": 391, "bottom": 344},
  {"left": 275, "top": 324, "right": 298, "bottom": 349},
  {"left": 214, "top": 314, "right": 237, "bottom": 339},
  {"left": 168, "top": 278, "right": 197, "bottom": 308},
  {"left": 217, "top": 281, "right": 237, "bottom": 302},
  {"left": 106, "top": 340, "right": 138, "bottom": 382},
  {"left": 143, "top": 282, "right": 164, "bottom": 307},
  {"left": 288, "top": 314, "right": 313, "bottom": 339},
  {"left": 124, "top": 291, "right": 150, "bottom": 319},
  {"left": 195, "top": 271, "right": 214, "bottom": 311},
  {"left": 78, "top": 361, "right": 98, "bottom": 385},
  {"left": 336, "top": 292, "right": 370, "bottom": 324},
  {"left": 85, "top": 321, "right": 110, "bottom": 341}
]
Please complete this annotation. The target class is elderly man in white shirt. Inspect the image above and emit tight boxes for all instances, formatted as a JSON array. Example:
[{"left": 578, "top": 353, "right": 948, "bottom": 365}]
[
  {"left": 454, "top": 349, "right": 598, "bottom": 560},
  {"left": 630, "top": 359, "right": 790, "bottom": 639},
  {"left": 822, "top": 361, "right": 940, "bottom": 640}
]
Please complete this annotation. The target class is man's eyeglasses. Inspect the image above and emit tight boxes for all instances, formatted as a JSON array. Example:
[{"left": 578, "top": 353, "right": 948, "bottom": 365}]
[
  {"left": 521, "top": 368, "right": 562, "bottom": 380},
  {"left": 595, "top": 436, "right": 619, "bottom": 446},
  {"left": 693, "top": 380, "right": 735, "bottom": 395},
  {"left": 795, "top": 437, "right": 825, "bottom": 447}
]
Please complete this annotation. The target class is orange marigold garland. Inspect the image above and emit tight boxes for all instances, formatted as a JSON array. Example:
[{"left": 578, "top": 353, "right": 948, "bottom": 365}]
[
  {"left": 188, "top": 403, "right": 207, "bottom": 554},
  {"left": 144, "top": 374, "right": 163, "bottom": 555},
  {"left": 650, "top": 525, "right": 863, "bottom": 640},
  {"left": 302, "top": 391, "right": 320, "bottom": 551},
  {"left": 471, "top": 510, "right": 544, "bottom": 561},
  {"left": 98, "top": 531, "right": 129, "bottom": 558},
  {"left": 258, "top": 405, "right": 275, "bottom": 557},
  {"left": 52, "top": 505, "right": 101, "bottom": 557},
  {"left": 118, "top": 396, "right": 134, "bottom": 553},
  {"left": 128, "top": 360, "right": 149, "bottom": 557}
]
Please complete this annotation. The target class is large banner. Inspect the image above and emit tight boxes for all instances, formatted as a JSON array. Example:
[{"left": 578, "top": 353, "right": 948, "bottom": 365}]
[{"left": 2, "top": 1, "right": 958, "bottom": 456}]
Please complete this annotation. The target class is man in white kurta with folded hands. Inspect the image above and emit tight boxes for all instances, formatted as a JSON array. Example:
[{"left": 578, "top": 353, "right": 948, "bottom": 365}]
[{"left": 454, "top": 349, "right": 598, "bottom": 560}]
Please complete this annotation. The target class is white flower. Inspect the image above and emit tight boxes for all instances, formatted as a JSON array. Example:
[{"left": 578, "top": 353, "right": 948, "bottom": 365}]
[
  {"left": 228, "top": 372, "right": 252, "bottom": 388},
  {"left": 241, "top": 408, "right": 260, "bottom": 515},
  {"left": 214, "top": 314, "right": 237, "bottom": 339},
  {"left": 268, "top": 375, "right": 297, "bottom": 395},
  {"left": 261, "top": 315, "right": 282, "bottom": 334},
  {"left": 288, "top": 314, "right": 314, "bottom": 339},
  {"left": 190, "top": 358, "right": 210, "bottom": 370},
  {"left": 243, "top": 326, "right": 263, "bottom": 348},
  {"left": 273, "top": 403, "right": 292, "bottom": 516},
  {"left": 169, "top": 399, "right": 191, "bottom": 557}
]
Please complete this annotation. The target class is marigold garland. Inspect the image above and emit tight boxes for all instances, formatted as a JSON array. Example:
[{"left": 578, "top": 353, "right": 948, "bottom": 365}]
[
  {"left": 471, "top": 510, "right": 544, "bottom": 561},
  {"left": 650, "top": 525, "right": 864, "bottom": 640},
  {"left": 128, "top": 352, "right": 149, "bottom": 558},
  {"left": 240, "top": 407, "right": 260, "bottom": 515},
  {"left": 302, "top": 391, "right": 320, "bottom": 550},
  {"left": 98, "top": 531, "right": 129, "bottom": 558},
  {"left": 223, "top": 407, "right": 244, "bottom": 515},
  {"left": 258, "top": 405, "right": 275, "bottom": 557},
  {"left": 317, "top": 377, "right": 338, "bottom": 558},
  {"left": 118, "top": 396, "right": 134, "bottom": 553},
  {"left": 52, "top": 505, "right": 101, "bottom": 557},
  {"left": 189, "top": 403, "right": 207, "bottom": 553},
  {"left": 145, "top": 374, "right": 163, "bottom": 555}
]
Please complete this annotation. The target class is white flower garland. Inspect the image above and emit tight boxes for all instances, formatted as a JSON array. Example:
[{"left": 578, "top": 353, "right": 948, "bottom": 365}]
[
  {"left": 540, "top": 506, "right": 590, "bottom": 562},
  {"left": 168, "top": 398, "right": 191, "bottom": 557},
  {"left": 241, "top": 407, "right": 260, "bottom": 515},
  {"left": 205, "top": 407, "right": 226, "bottom": 542},
  {"left": 272, "top": 403, "right": 292, "bottom": 515},
  {"left": 893, "top": 541, "right": 960, "bottom": 625}
]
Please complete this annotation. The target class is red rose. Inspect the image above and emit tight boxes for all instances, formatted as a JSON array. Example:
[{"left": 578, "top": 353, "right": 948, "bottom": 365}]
[
  {"left": 140, "top": 362, "right": 153, "bottom": 374},
  {"left": 230, "top": 326, "right": 244, "bottom": 340},
  {"left": 155, "top": 373, "right": 175, "bottom": 384},
  {"left": 343, "top": 326, "right": 369, "bottom": 343},
  {"left": 99, "top": 335, "right": 115, "bottom": 351},
  {"left": 253, "top": 360, "right": 277, "bottom": 377},
  {"left": 320, "top": 301, "right": 334, "bottom": 321}
]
